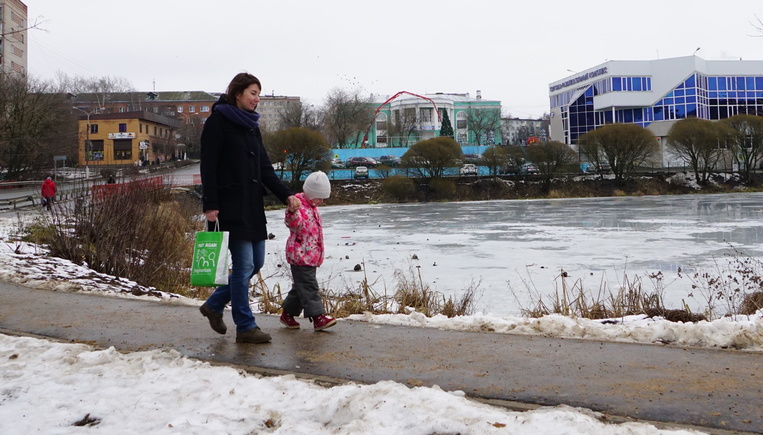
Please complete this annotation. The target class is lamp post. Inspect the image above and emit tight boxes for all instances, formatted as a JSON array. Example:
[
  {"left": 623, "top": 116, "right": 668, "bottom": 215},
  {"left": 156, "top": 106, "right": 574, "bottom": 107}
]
[
  {"left": 176, "top": 112, "right": 192, "bottom": 160},
  {"left": 73, "top": 106, "right": 98, "bottom": 179}
]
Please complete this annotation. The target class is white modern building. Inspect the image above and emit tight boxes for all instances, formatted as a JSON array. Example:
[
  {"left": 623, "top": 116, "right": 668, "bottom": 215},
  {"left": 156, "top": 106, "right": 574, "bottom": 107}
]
[
  {"left": 0, "top": 0, "right": 27, "bottom": 77},
  {"left": 548, "top": 56, "right": 763, "bottom": 162}
]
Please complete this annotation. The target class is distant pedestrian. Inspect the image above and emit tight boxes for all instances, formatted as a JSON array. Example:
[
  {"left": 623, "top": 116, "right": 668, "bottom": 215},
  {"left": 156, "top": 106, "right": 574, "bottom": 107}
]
[
  {"left": 41, "top": 177, "right": 56, "bottom": 210},
  {"left": 107, "top": 175, "right": 116, "bottom": 184},
  {"left": 280, "top": 171, "right": 337, "bottom": 331}
]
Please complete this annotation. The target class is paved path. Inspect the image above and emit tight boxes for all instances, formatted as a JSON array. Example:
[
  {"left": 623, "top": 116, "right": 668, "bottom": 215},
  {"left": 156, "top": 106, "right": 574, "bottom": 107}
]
[{"left": 0, "top": 282, "right": 760, "bottom": 434}]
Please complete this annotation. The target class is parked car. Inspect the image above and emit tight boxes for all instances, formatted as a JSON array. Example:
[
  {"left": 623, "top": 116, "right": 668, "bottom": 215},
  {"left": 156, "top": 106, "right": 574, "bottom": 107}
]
[
  {"left": 520, "top": 163, "right": 540, "bottom": 175},
  {"left": 353, "top": 166, "right": 369, "bottom": 179},
  {"left": 459, "top": 163, "right": 479, "bottom": 176},
  {"left": 498, "top": 163, "right": 518, "bottom": 175},
  {"left": 462, "top": 153, "right": 483, "bottom": 164},
  {"left": 377, "top": 155, "right": 401, "bottom": 167},
  {"left": 588, "top": 162, "right": 611, "bottom": 174},
  {"left": 331, "top": 158, "right": 344, "bottom": 169},
  {"left": 346, "top": 157, "right": 378, "bottom": 168}
]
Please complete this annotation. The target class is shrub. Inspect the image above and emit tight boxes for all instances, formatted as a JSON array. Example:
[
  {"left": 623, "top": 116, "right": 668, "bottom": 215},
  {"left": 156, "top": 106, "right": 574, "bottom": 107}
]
[
  {"left": 41, "top": 176, "right": 197, "bottom": 295},
  {"left": 429, "top": 178, "right": 456, "bottom": 200},
  {"left": 382, "top": 175, "right": 415, "bottom": 200}
]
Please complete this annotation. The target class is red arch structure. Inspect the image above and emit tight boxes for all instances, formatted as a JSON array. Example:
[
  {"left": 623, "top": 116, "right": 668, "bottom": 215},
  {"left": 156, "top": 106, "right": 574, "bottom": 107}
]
[{"left": 362, "top": 91, "right": 443, "bottom": 146}]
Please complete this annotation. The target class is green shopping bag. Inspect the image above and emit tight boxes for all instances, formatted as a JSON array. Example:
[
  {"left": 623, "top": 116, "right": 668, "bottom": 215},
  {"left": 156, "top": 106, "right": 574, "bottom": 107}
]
[{"left": 191, "top": 223, "right": 230, "bottom": 287}]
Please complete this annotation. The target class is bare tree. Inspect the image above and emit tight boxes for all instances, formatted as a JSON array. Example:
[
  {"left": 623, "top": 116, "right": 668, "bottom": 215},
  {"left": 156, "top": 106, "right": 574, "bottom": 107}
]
[
  {"left": 388, "top": 108, "right": 419, "bottom": 147},
  {"left": 751, "top": 14, "right": 763, "bottom": 36},
  {"left": 721, "top": 114, "right": 763, "bottom": 182},
  {"left": 666, "top": 118, "right": 726, "bottom": 185},
  {"left": 264, "top": 127, "right": 331, "bottom": 186},
  {"left": 0, "top": 75, "right": 74, "bottom": 178},
  {"left": 525, "top": 141, "right": 577, "bottom": 191},
  {"left": 481, "top": 146, "right": 509, "bottom": 176},
  {"left": 465, "top": 107, "right": 501, "bottom": 145},
  {"left": 320, "top": 88, "right": 374, "bottom": 148},
  {"left": 276, "top": 101, "right": 320, "bottom": 131},
  {"left": 54, "top": 72, "right": 135, "bottom": 112},
  {"left": 401, "top": 137, "right": 462, "bottom": 180},
  {"left": 578, "top": 124, "right": 659, "bottom": 183}
]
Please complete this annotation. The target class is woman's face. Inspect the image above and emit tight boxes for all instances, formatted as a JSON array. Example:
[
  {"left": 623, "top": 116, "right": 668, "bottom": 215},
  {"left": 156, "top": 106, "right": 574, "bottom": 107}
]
[{"left": 235, "top": 84, "right": 261, "bottom": 112}]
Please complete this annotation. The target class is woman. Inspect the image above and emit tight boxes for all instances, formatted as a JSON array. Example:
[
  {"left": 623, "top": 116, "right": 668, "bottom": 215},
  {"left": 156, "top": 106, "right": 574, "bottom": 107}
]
[{"left": 199, "top": 72, "right": 300, "bottom": 344}]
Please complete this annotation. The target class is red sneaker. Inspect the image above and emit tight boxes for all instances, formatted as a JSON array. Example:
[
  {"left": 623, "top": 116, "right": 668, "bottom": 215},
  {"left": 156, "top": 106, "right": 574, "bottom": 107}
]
[
  {"left": 310, "top": 314, "right": 337, "bottom": 331},
  {"left": 279, "top": 312, "right": 300, "bottom": 329}
]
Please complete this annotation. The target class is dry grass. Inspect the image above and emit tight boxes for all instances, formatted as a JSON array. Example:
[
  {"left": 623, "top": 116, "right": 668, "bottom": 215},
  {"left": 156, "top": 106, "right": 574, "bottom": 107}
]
[
  {"left": 32, "top": 176, "right": 198, "bottom": 295},
  {"left": 518, "top": 268, "right": 707, "bottom": 322},
  {"left": 257, "top": 262, "right": 478, "bottom": 319}
]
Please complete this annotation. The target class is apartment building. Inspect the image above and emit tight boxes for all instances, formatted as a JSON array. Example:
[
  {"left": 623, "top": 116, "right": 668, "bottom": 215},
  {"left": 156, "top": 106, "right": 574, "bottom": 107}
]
[{"left": 0, "top": 0, "right": 27, "bottom": 77}]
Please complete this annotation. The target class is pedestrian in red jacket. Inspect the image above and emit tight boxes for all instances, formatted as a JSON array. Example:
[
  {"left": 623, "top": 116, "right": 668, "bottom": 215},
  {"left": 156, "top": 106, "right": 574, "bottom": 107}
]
[{"left": 41, "top": 177, "right": 56, "bottom": 210}]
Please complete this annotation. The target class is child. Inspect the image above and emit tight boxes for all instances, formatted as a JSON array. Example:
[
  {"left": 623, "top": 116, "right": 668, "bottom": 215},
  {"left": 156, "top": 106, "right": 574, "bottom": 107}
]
[{"left": 280, "top": 171, "right": 337, "bottom": 331}]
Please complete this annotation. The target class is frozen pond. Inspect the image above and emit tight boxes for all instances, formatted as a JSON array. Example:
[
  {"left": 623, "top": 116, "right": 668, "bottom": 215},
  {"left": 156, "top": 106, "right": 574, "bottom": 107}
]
[{"left": 264, "top": 192, "right": 763, "bottom": 317}]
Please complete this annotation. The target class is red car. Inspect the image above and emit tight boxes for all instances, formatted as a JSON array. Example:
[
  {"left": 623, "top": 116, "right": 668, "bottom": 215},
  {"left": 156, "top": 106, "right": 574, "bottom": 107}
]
[{"left": 346, "top": 157, "right": 378, "bottom": 168}]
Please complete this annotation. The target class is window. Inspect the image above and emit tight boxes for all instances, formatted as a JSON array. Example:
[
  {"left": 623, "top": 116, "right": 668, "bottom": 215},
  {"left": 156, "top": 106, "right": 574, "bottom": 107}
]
[
  {"left": 87, "top": 140, "right": 104, "bottom": 161},
  {"left": 201, "top": 106, "right": 210, "bottom": 112},
  {"left": 189, "top": 106, "right": 196, "bottom": 112},
  {"left": 119, "top": 123, "right": 127, "bottom": 133},
  {"left": 456, "top": 112, "right": 468, "bottom": 129},
  {"left": 420, "top": 108, "right": 433, "bottom": 123},
  {"left": 177, "top": 106, "right": 183, "bottom": 113},
  {"left": 375, "top": 112, "right": 387, "bottom": 131},
  {"left": 113, "top": 139, "right": 133, "bottom": 160},
  {"left": 90, "top": 124, "right": 99, "bottom": 134}
]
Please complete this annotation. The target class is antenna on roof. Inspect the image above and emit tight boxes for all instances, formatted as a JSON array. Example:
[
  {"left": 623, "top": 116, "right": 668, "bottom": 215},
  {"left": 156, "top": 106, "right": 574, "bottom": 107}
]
[{"left": 153, "top": 79, "right": 156, "bottom": 91}]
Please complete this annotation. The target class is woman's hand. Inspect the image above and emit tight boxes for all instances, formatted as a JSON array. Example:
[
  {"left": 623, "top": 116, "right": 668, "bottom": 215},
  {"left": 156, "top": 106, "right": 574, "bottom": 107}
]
[{"left": 205, "top": 210, "right": 219, "bottom": 222}]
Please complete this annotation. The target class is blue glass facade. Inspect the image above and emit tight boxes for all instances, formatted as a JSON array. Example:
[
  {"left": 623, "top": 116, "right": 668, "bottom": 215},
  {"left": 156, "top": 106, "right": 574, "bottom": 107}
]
[{"left": 559, "top": 73, "right": 763, "bottom": 144}]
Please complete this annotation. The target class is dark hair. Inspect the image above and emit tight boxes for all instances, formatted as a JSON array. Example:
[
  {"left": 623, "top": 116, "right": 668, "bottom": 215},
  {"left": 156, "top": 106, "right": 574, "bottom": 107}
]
[{"left": 225, "top": 73, "right": 262, "bottom": 101}]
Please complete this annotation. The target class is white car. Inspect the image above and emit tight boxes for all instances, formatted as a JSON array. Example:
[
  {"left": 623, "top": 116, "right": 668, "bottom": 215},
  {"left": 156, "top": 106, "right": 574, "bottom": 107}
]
[
  {"left": 354, "top": 166, "right": 369, "bottom": 179},
  {"left": 459, "top": 164, "right": 478, "bottom": 176}
]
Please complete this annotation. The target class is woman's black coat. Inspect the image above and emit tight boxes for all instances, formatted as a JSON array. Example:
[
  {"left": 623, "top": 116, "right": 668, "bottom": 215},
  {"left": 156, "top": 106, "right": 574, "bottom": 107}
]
[{"left": 200, "top": 102, "right": 293, "bottom": 242}]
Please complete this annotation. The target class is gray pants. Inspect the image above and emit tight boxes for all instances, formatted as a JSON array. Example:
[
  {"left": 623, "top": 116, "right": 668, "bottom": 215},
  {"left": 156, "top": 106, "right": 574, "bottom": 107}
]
[{"left": 282, "top": 265, "right": 325, "bottom": 318}]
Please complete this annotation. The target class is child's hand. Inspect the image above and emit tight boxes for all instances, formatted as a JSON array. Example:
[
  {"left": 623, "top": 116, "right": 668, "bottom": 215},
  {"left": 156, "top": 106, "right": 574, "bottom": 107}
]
[{"left": 286, "top": 195, "right": 301, "bottom": 212}]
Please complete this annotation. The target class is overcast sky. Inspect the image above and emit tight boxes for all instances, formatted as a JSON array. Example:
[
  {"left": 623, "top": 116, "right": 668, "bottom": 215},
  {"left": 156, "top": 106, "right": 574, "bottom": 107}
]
[{"left": 23, "top": 0, "right": 763, "bottom": 118}]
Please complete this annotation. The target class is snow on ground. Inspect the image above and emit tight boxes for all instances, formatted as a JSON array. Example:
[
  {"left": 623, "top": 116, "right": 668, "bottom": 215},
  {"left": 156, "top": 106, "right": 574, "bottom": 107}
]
[{"left": 0, "top": 208, "right": 756, "bottom": 434}]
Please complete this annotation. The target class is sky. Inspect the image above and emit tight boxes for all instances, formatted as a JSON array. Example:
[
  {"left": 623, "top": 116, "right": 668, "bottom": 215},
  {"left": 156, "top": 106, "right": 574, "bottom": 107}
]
[
  {"left": 1, "top": 194, "right": 762, "bottom": 433},
  {"left": 21, "top": 0, "right": 763, "bottom": 119}
]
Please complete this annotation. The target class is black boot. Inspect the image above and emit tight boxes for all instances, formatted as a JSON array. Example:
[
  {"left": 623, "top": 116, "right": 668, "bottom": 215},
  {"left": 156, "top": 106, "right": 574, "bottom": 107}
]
[{"left": 199, "top": 303, "right": 227, "bottom": 335}]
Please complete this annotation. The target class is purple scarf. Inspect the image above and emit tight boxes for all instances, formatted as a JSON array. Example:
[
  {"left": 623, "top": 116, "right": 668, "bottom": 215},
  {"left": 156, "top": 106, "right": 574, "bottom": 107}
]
[{"left": 215, "top": 103, "right": 260, "bottom": 129}]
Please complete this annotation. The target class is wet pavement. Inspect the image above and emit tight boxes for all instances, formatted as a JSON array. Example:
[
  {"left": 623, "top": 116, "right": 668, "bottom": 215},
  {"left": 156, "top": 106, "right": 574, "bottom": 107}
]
[{"left": 1, "top": 281, "right": 761, "bottom": 434}]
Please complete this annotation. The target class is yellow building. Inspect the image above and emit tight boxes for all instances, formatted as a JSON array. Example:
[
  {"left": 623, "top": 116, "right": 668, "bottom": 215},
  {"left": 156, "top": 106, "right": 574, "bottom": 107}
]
[{"left": 76, "top": 111, "right": 180, "bottom": 167}]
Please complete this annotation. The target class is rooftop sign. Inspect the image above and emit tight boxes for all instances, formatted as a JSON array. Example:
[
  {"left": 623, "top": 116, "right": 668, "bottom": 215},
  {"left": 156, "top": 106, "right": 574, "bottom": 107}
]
[{"left": 550, "top": 67, "right": 608, "bottom": 92}]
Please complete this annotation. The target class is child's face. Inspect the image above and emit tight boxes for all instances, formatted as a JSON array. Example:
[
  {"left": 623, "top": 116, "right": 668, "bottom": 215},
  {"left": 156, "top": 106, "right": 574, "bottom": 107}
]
[{"left": 311, "top": 198, "right": 324, "bottom": 206}]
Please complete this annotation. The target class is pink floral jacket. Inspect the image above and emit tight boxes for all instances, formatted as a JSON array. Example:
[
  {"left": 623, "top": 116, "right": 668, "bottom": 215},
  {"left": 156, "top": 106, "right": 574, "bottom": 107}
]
[{"left": 284, "top": 192, "right": 324, "bottom": 267}]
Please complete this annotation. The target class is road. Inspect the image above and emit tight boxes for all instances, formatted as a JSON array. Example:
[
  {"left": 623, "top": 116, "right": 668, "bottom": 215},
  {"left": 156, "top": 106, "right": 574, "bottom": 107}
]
[{"left": 0, "top": 281, "right": 760, "bottom": 434}]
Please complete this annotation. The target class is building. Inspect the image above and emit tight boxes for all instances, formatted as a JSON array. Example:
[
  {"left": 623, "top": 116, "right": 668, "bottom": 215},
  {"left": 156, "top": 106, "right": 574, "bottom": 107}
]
[
  {"left": 76, "top": 111, "right": 180, "bottom": 167},
  {"left": 367, "top": 90, "right": 502, "bottom": 148},
  {"left": 548, "top": 56, "right": 763, "bottom": 163},
  {"left": 501, "top": 117, "right": 546, "bottom": 146},
  {"left": 0, "top": 0, "right": 28, "bottom": 77},
  {"left": 70, "top": 91, "right": 302, "bottom": 155},
  {"left": 258, "top": 94, "right": 301, "bottom": 132},
  {"left": 70, "top": 91, "right": 217, "bottom": 159}
]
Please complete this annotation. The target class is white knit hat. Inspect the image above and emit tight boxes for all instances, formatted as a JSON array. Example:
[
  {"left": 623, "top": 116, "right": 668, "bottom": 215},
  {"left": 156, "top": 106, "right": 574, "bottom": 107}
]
[{"left": 302, "top": 171, "right": 331, "bottom": 199}]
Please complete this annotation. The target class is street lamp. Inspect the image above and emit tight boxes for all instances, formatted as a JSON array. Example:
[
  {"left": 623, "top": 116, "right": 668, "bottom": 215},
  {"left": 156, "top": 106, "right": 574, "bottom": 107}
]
[{"left": 73, "top": 106, "right": 99, "bottom": 178}]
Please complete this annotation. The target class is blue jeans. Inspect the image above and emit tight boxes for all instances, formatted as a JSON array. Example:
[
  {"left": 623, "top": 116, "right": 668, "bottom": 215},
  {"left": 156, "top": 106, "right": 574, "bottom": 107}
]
[{"left": 204, "top": 238, "right": 265, "bottom": 332}]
